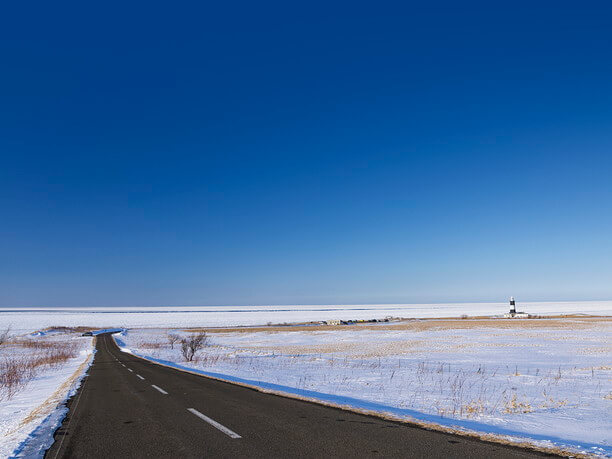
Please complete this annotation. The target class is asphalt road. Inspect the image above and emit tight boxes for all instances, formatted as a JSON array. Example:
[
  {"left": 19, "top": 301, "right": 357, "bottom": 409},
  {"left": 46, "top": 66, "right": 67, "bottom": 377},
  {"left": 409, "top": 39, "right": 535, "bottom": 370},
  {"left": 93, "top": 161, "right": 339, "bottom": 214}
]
[{"left": 46, "top": 333, "right": 552, "bottom": 458}]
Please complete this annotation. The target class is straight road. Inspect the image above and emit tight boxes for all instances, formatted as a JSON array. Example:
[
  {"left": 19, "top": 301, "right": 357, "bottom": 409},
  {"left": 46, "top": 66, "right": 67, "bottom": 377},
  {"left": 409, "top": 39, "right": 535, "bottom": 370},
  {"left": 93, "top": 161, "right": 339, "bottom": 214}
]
[{"left": 46, "top": 333, "right": 551, "bottom": 458}]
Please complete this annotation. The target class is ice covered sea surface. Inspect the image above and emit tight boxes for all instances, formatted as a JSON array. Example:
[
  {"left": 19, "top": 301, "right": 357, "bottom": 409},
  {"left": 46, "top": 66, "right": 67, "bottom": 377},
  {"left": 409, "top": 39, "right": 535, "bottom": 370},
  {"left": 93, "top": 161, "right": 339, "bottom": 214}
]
[
  {"left": 120, "top": 318, "right": 612, "bottom": 457},
  {"left": 2, "top": 301, "right": 612, "bottom": 333}
]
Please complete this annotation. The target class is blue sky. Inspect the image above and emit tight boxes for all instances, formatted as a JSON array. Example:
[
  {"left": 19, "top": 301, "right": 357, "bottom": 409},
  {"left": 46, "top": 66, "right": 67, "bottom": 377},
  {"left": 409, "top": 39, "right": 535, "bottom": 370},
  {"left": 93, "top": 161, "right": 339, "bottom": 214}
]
[{"left": 1, "top": 1, "right": 611, "bottom": 306}]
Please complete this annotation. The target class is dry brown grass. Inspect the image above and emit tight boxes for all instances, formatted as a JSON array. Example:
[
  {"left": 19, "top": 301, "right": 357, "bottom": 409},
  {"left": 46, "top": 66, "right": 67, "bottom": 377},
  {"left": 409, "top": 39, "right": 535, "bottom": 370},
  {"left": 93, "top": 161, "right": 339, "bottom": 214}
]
[
  {"left": 0, "top": 358, "right": 38, "bottom": 399},
  {"left": 184, "top": 315, "right": 611, "bottom": 335},
  {"left": 251, "top": 340, "right": 428, "bottom": 357},
  {"left": 10, "top": 352, "right": 93, "bottom": 435},
  {"left": 12, "top": 338, "right": 62, "bottom": 349},
  {"left": 137, "top": 341, "right": 165, "bottom": 349},
  {"left": 0, "top": 340, "right": 79, "bottom": 401}
]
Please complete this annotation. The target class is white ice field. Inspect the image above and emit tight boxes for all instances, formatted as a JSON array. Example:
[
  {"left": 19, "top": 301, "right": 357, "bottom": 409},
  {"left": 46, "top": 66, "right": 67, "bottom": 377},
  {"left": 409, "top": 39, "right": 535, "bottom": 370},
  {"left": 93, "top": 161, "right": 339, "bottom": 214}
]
[{"left": 1, "top": 300, "right": 612, "bottom": 333}]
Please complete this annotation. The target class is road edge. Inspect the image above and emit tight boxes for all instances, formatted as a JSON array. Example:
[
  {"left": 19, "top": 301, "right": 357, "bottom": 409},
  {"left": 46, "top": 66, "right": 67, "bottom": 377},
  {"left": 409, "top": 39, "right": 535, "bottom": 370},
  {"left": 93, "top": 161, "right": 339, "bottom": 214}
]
[{"left": 110, "top": 335, "right": 594, "bottom": 458}]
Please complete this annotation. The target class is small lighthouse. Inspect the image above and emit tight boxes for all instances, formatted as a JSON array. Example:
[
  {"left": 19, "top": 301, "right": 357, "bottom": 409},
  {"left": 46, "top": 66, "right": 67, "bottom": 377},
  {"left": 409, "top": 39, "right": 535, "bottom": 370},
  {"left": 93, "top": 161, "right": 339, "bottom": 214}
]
[{"left": 504, "top": 297, "right": 529, "bottom": 318}]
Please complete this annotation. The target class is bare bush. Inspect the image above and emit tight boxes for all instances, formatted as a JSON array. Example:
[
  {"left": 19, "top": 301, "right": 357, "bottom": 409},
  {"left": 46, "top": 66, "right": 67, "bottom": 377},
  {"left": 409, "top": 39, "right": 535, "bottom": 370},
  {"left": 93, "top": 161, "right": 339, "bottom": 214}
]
[
  {"left": 0, "top": 356, "right": 38, "bottom": 400},
  {"left": 37, "top": 343, "right": 79, "bottom": 368},
  {"left": 167, "top": 333, "right": 179, "bottom": 350},
  {"left": 0, "top": 339, "right": 79, "bottom": 401},
  {"left": 180, "top": 333, "right": 208, "bottom": 362},
  {"left": 14, "top": 338, "right": 61, "bottom": 349},
  {"left": 0, "top": 326, "right": 11, "bottom": 348}
]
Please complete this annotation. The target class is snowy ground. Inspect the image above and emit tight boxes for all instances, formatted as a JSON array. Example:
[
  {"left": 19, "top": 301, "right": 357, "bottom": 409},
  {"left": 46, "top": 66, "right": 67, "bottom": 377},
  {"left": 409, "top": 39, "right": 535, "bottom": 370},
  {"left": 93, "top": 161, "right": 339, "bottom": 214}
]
[
  {"left": 0, "top": 329, "right": 94, "bottom": 458},
  {"left": 1, "top": 300, "right": 611, "bottom": 334},
  {"left": 118, "top": 317, "right": 612, "bottom": 457}
]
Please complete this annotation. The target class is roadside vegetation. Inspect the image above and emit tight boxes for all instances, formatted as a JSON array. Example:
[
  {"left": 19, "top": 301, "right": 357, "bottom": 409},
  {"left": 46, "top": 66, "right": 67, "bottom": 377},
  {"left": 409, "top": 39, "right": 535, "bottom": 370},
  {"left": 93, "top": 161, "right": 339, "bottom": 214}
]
[
  {"left": 180, "top": 333, "right": 208, "bottom": 361},
  {"left": 0, "top": 326, "right": 10, "bottom": 348},
  {"left": 0, "top": 329, "right": 84, "bottom": 401}
]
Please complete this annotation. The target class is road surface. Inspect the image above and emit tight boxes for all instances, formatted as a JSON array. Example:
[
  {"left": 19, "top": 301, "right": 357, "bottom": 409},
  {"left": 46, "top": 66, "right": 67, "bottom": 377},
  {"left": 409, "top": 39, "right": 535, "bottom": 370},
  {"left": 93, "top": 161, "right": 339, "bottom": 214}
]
[{"left": 46, "top": 333, "right": 552, "bottom": 458}]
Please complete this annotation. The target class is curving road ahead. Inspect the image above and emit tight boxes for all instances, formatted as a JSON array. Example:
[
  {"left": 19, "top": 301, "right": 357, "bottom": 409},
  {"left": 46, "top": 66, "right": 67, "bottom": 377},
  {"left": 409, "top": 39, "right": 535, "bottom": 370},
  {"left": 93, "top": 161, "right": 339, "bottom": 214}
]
[{"left": 46, "top": 333, "right": 551, "bottom": 458}]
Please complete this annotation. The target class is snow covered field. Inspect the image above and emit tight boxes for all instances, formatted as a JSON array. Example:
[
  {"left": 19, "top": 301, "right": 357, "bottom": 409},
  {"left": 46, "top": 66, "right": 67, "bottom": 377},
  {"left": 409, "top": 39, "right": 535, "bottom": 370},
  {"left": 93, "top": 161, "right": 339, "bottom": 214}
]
[
  {"left": 1, "top": 300, "right": 611, "bottom": 334},
  {"left": 0, "top": 329, "right": 94, "bottom": 458},
  {"left": 118, "top": 317, "right": 612, "bottom": 457}
]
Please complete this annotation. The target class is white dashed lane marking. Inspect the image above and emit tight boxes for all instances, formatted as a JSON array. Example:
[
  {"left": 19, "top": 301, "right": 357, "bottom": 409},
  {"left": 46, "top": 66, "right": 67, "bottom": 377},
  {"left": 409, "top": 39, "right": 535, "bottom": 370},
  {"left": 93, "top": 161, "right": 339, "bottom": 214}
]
[
  {"left": 151, "top": 385, "right": 168, "bottom": 395},
  {"left": 187, "top": 408, "right": 241, "bottom": 439}
]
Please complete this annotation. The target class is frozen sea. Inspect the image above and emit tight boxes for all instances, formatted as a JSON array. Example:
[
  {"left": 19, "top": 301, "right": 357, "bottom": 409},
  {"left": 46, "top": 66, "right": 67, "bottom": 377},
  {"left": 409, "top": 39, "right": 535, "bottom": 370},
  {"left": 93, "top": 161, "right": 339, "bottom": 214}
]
[{"left": 1, "top": 301, "right": 611, "bottom": 334}]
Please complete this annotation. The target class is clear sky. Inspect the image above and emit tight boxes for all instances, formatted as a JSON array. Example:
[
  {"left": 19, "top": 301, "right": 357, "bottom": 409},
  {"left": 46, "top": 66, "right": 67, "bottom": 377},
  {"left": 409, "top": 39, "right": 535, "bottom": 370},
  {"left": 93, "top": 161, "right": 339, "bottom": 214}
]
[{"left": 1, "top": 1, "right": 611, "bottom": 307}]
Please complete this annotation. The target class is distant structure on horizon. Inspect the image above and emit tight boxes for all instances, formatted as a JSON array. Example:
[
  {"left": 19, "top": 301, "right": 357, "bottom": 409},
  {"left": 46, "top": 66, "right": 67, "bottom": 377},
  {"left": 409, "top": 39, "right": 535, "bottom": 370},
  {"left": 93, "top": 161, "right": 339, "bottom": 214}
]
[{"left": 504, "top": 297, "right": 529, "bottom": 318}]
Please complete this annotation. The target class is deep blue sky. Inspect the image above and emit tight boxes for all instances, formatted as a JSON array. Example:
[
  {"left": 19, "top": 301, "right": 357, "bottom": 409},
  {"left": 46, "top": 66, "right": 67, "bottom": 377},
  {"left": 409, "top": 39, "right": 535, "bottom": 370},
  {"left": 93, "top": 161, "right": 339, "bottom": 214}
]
[{"left": 1, "top": 1, "right": 611, "bottom": 306}]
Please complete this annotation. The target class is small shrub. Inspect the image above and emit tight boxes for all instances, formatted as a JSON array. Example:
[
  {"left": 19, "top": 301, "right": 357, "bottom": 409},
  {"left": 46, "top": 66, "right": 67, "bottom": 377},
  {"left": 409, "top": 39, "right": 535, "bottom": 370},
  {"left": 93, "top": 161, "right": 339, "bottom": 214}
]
[
  {"left": 463, "top": 400, "right": 485, "bottom": 417},
  {"left": 14, "top": 339, "right": 57, "bottom": 349},
  {"left": 0, "top": 326, "right": 11, "bottom": 349},
  {"left": 0, "top": 339, "right": 79, "bottom": 400},
  {"left": 167, "top": 333, "right": 179, "bottom": 350},
  {"left": 181, "top": 333, "right": 208, "bottom": 362},
  {"left": 0, "top": 356, "right": 38, "bottom": 400},
  {"left": 503, "top": 394, "right": 533, "bottom": 414}
]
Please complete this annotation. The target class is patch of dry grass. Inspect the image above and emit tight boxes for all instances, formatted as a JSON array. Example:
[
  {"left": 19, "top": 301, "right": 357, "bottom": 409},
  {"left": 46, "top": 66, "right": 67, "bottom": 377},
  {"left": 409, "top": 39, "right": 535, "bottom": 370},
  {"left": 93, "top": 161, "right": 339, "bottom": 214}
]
[
  {"left": 185, "top": 316, "right": 611, "bottom": 334},
  {"left": 179, "top": 317, "right": 611, "bottom": 360},
  {"left": 10, "top": 352, "right": 93, "bottom": 435},
  {"left": 0, "top": 340, "right": 79, "bottom": 401},
  {"left": 136, "top": 341, "right": 165, "bottom": 349}
]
